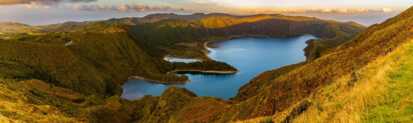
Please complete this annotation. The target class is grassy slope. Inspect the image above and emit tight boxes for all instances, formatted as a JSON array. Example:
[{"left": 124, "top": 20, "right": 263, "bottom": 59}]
[
  {"left": 0, "top": 78, "right": 145, "bottom": 123},
  {"left": 362, "top": 40, "right": 413, "bottom": 122},
  {"left": 273, "top": 39, "right": 413, "bottom": 123},
  {"left": 0, "top": 79, "right": 84, "bottom": 122},
  {"left": 0, "top": 40, "right": 109, "bottom": 95},
  {"left": 0, "top": 22, "right": 189, "bottom": 95}
]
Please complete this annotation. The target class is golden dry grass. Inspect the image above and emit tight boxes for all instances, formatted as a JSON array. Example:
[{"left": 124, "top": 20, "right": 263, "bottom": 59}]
[
  {"left": 285, "top": 39, "right": 413, "bottom": 123},
  {"left": 238, "top": 39, "right": 413, "bottom": 123},
  {"left": 0, "top": 79, "right": 85, "bottom": 123}
]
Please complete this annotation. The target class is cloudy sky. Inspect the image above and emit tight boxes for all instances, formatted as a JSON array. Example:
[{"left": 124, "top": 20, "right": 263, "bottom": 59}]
[
  {"left": 2, "top": 0, "right": 412, "bottom": 10},
  {"left": 1, "top": 0, "right": 412, "bottom": 25},
  {"left": 127, "top": 0, "right": 413, "bottom": 9}
]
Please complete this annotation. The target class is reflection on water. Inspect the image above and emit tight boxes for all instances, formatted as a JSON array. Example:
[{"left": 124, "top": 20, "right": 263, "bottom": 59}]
[{"left": 122, "top": 35, "right": 316, "bottom": 100}]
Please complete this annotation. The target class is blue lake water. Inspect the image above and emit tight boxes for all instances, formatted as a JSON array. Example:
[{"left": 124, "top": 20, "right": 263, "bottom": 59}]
[{"left": 122, "top": 35, "right": 316, "bottom": 100}]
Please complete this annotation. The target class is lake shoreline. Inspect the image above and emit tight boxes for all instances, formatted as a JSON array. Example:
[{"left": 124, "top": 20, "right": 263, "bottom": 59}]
[
  {"left": 128, "top": 75, "right": 189, "bottom": 84},
  {"left": 126, "top": 34, "right": 314, "bottom": 85},
  {"left": 128, "top": 68, "right": 239, "bottom": 84},
  {"left": 123, "top": 35, "right": 316, "bottom": 100},
  {"left": 171, "top": 69, "right": 238, "bottom": 75},
  {"left": 201, "top": 34, "right": 315, "bottom": 55}
]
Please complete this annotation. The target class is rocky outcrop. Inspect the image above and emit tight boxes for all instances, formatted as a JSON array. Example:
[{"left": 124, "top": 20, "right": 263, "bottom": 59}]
[{"left": 132, "top": 87, "right": 198, "bottom": 123}]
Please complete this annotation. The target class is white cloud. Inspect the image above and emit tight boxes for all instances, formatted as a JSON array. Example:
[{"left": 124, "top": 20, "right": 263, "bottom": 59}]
[{"left": 72, "top": 4, "right": 185, "bottom": 12}]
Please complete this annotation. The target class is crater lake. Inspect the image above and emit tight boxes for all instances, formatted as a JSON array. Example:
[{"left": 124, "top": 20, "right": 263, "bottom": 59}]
[{"left": 122, "top": 35, "right": 316, "bottom": 100}]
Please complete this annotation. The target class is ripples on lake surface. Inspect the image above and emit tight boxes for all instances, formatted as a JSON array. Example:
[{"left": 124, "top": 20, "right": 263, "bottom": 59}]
[{"left": 122, "top": 35, "right": 316, "bottom": 100}]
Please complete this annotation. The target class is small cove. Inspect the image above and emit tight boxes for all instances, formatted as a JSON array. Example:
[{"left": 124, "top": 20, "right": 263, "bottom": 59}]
[{"left": 122, "top": 35, "right": 316, "bottom": 100}]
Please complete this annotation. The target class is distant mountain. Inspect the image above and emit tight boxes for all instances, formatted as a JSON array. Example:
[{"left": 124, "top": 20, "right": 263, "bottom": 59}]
[
  {"left": 129, "top": 13, "right": 364, "bottom": 58},
  {"left": 0, "top": 22, "right": 41, "bottom": 41},
  {"left": 0, "top": 22, "right": 37, "bottom": 33}
]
